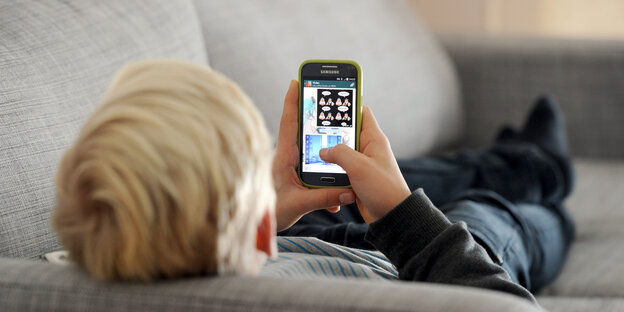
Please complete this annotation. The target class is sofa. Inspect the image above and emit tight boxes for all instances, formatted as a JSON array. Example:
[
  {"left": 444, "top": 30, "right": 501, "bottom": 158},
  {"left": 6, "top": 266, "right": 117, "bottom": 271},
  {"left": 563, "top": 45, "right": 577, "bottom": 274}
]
[{"left": 1, "top": 1, "right": 623, "bottom": 311}]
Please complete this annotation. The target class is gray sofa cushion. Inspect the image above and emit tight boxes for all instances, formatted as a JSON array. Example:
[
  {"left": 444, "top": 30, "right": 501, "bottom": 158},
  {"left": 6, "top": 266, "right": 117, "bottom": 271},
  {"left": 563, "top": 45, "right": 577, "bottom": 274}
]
[
  {"left": 194, "top": 0, "right": 463, "bottom": 159},
  {"left": 539, "top": 159, "right": 624, "bottom": 297},
  {"left": 0, "top": 0, "right": 207, "bottom": 259},
  {"left": 0, "top": 257, "right": 540, "bottom": 312},
  {"left": 538, "top": 296, "right": 624, "bottom": 312}
]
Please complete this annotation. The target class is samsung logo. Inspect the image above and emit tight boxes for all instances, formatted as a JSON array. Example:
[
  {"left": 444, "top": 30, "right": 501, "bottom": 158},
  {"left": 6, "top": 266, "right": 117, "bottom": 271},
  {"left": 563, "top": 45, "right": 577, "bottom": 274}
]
[{"left": 320, "top": 70, "right": 339, "bottom": 74}]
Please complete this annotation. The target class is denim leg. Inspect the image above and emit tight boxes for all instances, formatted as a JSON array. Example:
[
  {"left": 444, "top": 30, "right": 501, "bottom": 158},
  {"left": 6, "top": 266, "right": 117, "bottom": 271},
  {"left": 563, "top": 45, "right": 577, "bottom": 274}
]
[
  {"left": 473, "top": 142, "right": 567, "bottom": 206},
  {"left": 442, "top": 189, "right": 573, "bottom": 292},
  {"left": 397, "top": 154, "right": 480, "bottom": 207},
  {"left": 515, "top": 202, "right": 572, "bottom": 291},
  {"left": 282, "top": 141, "right": 574, "bottom": 261},
  {"left": 398, "top": 141, "right": 568, "bottom": 207}
]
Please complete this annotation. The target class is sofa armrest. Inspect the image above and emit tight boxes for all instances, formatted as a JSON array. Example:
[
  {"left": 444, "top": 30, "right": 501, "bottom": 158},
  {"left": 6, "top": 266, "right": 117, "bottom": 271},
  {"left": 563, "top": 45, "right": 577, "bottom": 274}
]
[
  {"left": 0, "top": 257, "right": 539, "bottom": 312},
  {"left": 441, "top": 35, "right": 624, "bottom": 159}
]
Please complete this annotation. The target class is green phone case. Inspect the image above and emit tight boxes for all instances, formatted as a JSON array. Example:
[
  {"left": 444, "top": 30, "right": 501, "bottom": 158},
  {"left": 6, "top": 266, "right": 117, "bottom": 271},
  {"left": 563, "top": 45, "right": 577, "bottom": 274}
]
[{"left": 297, "top": 59, "right": 363, "bottom": 189}]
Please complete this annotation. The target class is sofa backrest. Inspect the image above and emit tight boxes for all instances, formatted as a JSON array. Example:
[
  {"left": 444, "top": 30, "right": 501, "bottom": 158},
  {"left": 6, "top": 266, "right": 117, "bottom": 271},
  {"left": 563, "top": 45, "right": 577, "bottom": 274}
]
[
  {"left": 0, "top": 0, "right": 461, "bottom": 259},
  {"left": 194, "top": 0, "right": 463, "bottom": 159},
  {"left": 0, "top": 0, "right": 207, "bottom": 258}
]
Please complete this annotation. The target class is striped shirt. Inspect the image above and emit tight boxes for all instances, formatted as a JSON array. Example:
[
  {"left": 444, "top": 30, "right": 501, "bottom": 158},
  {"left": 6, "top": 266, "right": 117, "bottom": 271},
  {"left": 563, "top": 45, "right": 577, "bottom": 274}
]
[{"left": 260, "top": 236, "right": 398, "bottom": 281}]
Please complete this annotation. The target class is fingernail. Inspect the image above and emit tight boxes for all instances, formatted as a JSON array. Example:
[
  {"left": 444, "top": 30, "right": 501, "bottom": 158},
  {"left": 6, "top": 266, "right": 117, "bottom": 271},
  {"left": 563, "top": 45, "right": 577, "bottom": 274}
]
[{"left": 339, "top": 192, "right": 355, "bottom": 204}]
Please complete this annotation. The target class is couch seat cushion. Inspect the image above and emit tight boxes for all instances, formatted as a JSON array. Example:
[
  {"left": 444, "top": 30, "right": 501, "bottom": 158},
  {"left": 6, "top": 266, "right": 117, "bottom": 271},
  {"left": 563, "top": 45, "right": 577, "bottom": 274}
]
[
  {"left": 0, "top": 257, "right": 540, "bottom": 312},
  {"left": 539, "top": 159, "right": 624, "bottom": 296},
  {"left": 538, "top": 296, "right": 624, "bottom": 312}
]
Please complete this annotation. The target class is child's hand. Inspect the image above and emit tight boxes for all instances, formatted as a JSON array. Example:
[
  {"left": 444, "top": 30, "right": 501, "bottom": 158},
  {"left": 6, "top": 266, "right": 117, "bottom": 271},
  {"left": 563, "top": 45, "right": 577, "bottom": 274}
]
[
  {"left": 273, "top": 80, "right": 356, "bottom": 231},
  {"left": 319, "top": 106, "right": 411, "bottom": 224}
]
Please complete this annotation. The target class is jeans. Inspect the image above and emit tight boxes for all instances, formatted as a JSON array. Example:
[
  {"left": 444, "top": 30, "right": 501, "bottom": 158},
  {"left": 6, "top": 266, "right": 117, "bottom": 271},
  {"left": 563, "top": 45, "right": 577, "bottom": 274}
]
[{"left": 279, "top": 141, "right": 575, "bottom": 293}]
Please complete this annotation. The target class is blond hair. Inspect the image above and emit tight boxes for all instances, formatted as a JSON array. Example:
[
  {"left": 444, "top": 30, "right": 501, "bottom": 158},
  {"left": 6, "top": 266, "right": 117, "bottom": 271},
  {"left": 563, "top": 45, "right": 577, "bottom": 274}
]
[{"left": 54, "top": 60, "right": 275, "bottom": 281}]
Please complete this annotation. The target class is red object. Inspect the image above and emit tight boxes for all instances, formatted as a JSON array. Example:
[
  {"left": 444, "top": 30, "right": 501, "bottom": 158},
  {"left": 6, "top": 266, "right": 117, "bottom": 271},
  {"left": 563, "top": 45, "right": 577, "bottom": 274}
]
[{"left": 305, "top": 81, "right": 312, "bottom": 87}]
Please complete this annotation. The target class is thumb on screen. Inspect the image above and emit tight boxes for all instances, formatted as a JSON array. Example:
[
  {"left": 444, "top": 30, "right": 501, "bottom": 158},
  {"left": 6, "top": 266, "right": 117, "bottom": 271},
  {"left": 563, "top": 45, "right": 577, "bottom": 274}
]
[{"left": 319, "top": 144, "right": 367, "bottom": 175}]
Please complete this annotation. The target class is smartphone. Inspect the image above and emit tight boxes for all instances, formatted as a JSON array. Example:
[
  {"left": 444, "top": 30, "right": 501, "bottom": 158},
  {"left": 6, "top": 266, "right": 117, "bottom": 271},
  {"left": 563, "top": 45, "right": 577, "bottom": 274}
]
[{"left": 298, "top": 60, "right": 362, "bottom": 188}]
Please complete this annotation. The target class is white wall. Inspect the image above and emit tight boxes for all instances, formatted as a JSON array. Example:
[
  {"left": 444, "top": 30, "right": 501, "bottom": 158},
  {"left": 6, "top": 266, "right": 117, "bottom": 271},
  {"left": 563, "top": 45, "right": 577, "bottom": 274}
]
[{"left": 412, "top": 0, "right": 624, "bottom": 39}]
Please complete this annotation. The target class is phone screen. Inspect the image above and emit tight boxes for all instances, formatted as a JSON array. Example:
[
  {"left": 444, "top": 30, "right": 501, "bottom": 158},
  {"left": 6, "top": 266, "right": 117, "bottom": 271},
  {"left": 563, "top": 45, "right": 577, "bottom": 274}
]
[{"left": 300, "top": 78, "right": 357, "bottom": 174}]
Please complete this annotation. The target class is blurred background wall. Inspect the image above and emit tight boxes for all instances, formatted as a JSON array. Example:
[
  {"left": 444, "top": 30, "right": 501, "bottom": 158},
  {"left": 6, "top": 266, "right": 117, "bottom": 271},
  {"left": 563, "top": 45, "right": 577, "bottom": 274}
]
[{"left": 411, "top": 0, "right": 624, "bottom": 39}]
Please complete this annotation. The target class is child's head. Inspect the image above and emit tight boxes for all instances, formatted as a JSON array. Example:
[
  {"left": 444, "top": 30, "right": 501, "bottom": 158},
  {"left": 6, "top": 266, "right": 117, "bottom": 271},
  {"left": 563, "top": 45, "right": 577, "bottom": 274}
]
[{"left": 54, "top": 60, "right": 275, "bottom": 281}]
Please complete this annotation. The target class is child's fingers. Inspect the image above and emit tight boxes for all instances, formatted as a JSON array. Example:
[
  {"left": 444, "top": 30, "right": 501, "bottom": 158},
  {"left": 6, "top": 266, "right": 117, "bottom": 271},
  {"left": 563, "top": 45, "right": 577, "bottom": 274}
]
[
  {"left": 296, "top": 188, "right": 355, "bottom": 214},
  {"left": 276, "top": 80, "right": 299, "bottom": 149}
]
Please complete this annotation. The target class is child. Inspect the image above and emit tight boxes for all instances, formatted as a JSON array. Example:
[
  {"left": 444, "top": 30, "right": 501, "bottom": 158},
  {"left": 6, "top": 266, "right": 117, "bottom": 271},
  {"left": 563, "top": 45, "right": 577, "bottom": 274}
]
[{"left": 54, "top": 59, "right": 573, "bottom": 307}]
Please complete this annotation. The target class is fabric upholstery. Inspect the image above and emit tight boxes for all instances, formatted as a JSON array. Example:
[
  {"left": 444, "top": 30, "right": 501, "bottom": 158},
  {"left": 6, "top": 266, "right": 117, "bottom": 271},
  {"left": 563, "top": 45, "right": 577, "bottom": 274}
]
[
  {"left": 539, "top": 159, "right": 624, "bottom": 297},
  {"left": 0, "top": 0, "right": 207, "bottom": 259},
  {"left": 2, "top": 0, "right": 624, "bottom": 310},
  {"left": 538, "top": 296, "right": 624, "bottom": 312},
  {"left": 194, "top": 0, "right": 463, "bottom": 159},
  {"left": 442, "top": 35, "right": 624, "bottom": 159},
  {"left": 0, "top": 257, "right": 540, "bottom": 312}
]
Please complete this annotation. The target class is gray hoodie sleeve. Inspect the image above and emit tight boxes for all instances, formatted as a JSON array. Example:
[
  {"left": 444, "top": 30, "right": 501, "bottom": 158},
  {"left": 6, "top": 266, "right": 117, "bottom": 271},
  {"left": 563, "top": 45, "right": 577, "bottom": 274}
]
[{"left": 364, "top": 189, "right": 537, "bottom": 305}]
